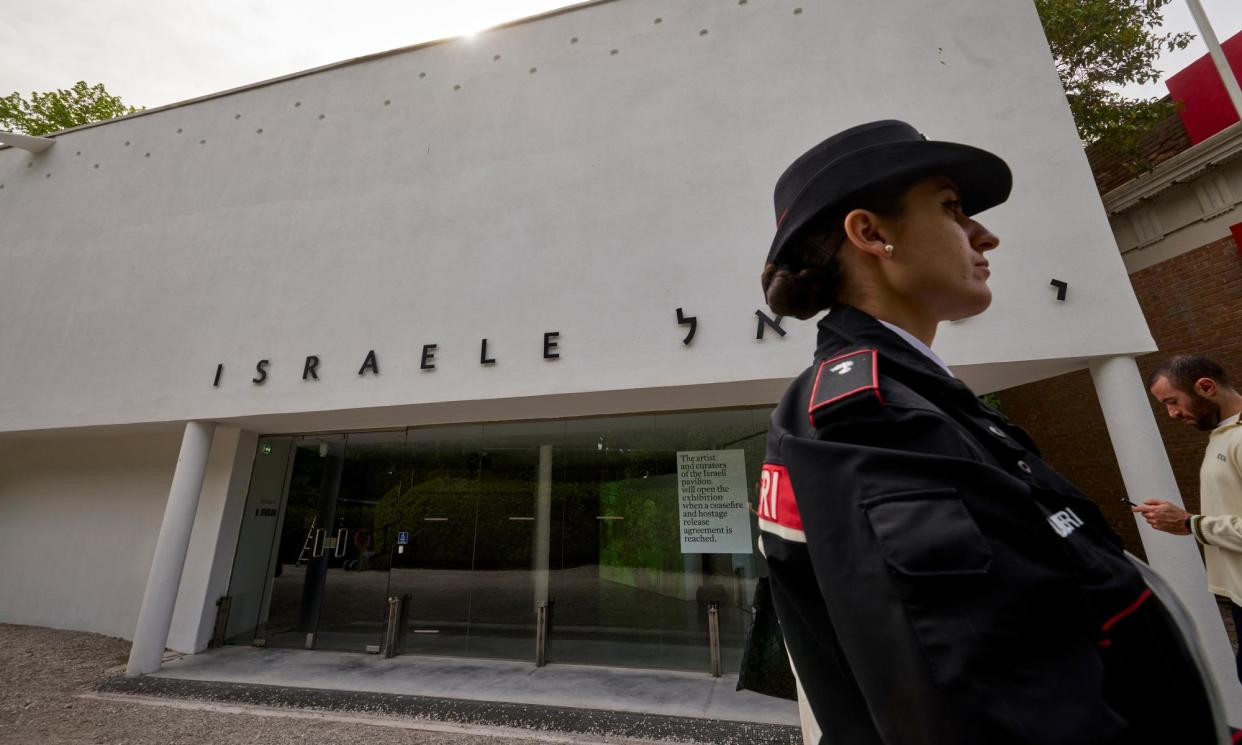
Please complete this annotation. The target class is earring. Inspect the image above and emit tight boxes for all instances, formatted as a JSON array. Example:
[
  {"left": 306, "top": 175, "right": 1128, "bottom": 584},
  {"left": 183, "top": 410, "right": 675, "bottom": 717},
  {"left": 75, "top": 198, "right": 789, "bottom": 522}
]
[{"left": 884, "top": 243, "right": 895, "bottom": 256}]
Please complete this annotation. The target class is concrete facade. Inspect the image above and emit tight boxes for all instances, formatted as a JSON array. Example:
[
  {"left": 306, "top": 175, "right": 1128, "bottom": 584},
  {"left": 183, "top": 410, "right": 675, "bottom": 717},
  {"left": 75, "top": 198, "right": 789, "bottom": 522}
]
[
  {"left": 0, "top": 429, "right": 180, "bottom": 639},
  {"left": 0, "top": 0, "right": 1155, "bottom": 441},
  {"left": 2, "top": 0, "right": 1229, "bottom": 726},
  {"left": 0, "top": 0, "right": 1161, "bottom": 648}
]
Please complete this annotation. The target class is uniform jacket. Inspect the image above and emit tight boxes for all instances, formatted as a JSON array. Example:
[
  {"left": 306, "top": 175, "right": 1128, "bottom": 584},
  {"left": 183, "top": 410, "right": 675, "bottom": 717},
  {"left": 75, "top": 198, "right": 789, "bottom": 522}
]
[{"left": 759, "top": 305, "right": 1215, "bottom": 745}]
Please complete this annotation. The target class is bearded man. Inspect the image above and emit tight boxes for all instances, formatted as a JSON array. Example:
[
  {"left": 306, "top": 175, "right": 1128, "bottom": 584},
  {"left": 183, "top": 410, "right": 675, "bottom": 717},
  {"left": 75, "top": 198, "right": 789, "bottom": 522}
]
[{"left": 1137, "top": 354, "right": 1242, "bottom": 682}]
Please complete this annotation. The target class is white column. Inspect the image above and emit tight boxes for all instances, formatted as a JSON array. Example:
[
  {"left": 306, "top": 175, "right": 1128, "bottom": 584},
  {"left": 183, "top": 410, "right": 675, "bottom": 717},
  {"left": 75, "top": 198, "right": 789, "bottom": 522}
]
[
  {"left": 1089, "top": 355, "right": 1242, "bottom": 718},
  {"left": 533, "top": 444, "right": 553, "bottom": 613},
  {"left": 166, "top": 427, "right": 258, "bottom": 653},
  {"left": 127, "top": 421, "right": 217, "bottom": 676}
]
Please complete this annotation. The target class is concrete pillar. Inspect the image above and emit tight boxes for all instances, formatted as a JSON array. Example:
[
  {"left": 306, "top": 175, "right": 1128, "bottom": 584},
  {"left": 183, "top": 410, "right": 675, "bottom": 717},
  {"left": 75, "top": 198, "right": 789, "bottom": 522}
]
[
  {"left": 1089, "top": 355, "right": 1242, "bottom": 719},
  {"left": 127, "top": 421, "right": 217, "bottom": 676},
  {"left": 165, "top": 427, "right": 258, "bottom": 654},
  {"left": 533, "top": 444, "right": 553, "bottom": 612}
]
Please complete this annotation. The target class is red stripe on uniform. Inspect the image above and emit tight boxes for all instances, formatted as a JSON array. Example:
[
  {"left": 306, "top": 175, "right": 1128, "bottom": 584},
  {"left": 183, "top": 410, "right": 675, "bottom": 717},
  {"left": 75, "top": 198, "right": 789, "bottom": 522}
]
[
  {"left": 758, "top": 463, "right": 803, "bottom": 531},
  {"left": 1101, "top": 589, "right": 1153, "bottom": 632}
]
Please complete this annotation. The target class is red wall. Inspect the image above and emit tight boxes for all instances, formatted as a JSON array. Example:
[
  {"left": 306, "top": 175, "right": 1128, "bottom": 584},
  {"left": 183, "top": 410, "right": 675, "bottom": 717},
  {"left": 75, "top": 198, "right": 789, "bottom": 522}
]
[
  {"left": 1167, "top": 30, "right": 1242, "bottom": 145},
  {"left": 999, "top": 234, "right": 1242, "bottom": 557}
]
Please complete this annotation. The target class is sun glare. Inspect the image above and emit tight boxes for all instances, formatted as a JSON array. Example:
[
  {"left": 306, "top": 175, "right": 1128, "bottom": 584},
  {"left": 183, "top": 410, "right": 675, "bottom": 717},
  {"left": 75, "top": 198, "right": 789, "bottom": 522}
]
[
  {"left": 450, "top": 13, "right": 497, "bottom": 39},
  {"left": 444, "top": 2, "right": 573, "bottom": 40}
]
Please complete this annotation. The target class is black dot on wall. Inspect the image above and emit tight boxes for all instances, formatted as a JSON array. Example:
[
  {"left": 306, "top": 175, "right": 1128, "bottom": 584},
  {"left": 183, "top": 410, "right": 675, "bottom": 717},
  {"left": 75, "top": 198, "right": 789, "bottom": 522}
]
[
  {"left": 45, "top": 173, "right": 51, "bottom": 178},
  {"left": 610, "top": 49, "right": 619, "bottom": 55},
  {"left": 384, "top": 99, "right": 391, "bottom": 105},
  {"left": 793, "top": 7, "right": 803, "bottom": 14},
  {"left": 124, "top": 141, "right": 130, "bottom": 146},
  {"left": 318, "top": 114, "right": 325, "bottom": 120},
  {"left": 256, "top": 128, "right": 263, "bottom": 134},
  {"left": 529, "top": 67, "right": 537, "bottom": 74},
  {"left": 739, "top": 0, "right": 747, "bottom": 4},
  {"left": 176, "top": 128, "right": 183, "bottom": 134},
  {"left": 75, "top": 151, "right": 81, "bottom": 156},
  {"left": 234, "top": 114, "right": 241, "bottom": 120},
  {"left": 654, "top": 17, "right": 662, "bottom": 24},
  {"left": 493, "top": 54, "right": 501, "bottom": 61},
  {"left": 145, "top": 152, "right": 150, "bottom": 158},
  {"left": 699, "top": 29, "right": 709, "bottom": 35},
  {"left": 94, "top": 164, "right": 99, "bottom": 169},
  {"left": 27, "top": 162, "right": 32, "bottom": 168},
  {"left": 419, "top": 72, "right": 426, "bottom": 78},
  {"left": 570, "top": 37, "right": 578, "bottom": 44},
  {"left": 454, "top": 84, "right": 461, "bottom": 91},
  {"left": 294, "top": 101, "right": 301, "bottom": 107},
  {"left": 199, "top": 139, "right": 206, "bottom": 144}
]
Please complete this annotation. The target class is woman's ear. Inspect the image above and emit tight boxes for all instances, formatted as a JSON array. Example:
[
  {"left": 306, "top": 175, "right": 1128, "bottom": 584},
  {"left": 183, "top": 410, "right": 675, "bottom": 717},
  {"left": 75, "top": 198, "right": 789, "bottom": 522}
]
[{"left": 842, "top": 208, "right": 891, "bottom": 260}]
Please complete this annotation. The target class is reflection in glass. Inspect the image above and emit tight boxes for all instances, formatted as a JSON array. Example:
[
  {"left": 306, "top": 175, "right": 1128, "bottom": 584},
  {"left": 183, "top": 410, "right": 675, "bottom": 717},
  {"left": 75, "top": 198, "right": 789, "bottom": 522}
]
[
  {"left": 228, "top": 407, "right": 770, "bottom": 673},
  {"left": 389, "top": 426, "right": 482, "bottom": 658}
]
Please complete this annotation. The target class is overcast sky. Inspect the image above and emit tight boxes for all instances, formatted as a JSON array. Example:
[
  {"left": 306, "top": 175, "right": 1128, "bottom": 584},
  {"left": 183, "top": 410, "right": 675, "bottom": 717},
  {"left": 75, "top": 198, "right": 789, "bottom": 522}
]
[{"left": 1, "top": 0, "right": 1241, "bottom": 111}]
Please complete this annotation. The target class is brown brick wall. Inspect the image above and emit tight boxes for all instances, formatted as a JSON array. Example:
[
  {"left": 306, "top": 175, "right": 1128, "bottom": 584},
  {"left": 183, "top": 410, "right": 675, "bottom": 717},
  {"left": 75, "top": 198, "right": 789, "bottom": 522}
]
[
  {"left": 1086, "top": 106, "right": 1192, "bottom": 195},
  {"left": 998, "top": 235, "right": 1242, "bottom": 557}
]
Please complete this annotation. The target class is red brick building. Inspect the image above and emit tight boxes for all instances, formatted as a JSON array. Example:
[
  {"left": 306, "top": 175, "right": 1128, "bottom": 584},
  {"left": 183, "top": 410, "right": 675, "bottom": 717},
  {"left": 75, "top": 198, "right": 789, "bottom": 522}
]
[{"left": 999, "top": 75, "right": 1242, "bottom": 557}]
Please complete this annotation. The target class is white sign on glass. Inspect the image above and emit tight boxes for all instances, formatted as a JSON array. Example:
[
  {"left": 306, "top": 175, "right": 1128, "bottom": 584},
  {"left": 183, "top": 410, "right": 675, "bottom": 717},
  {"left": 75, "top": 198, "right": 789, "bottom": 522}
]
[{"left": 676, "top": 449, "right": 753, "bottom": 554}]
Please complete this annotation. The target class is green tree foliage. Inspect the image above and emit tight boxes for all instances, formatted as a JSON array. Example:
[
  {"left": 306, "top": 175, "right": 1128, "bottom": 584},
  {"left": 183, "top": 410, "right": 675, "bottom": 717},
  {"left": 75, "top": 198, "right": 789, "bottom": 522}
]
[
  {"left": 0, "top": 81, "right": 142, "bottom": 136},
  {"left": 1036, "top": 0, "right": 1193, "bottom": 160}
]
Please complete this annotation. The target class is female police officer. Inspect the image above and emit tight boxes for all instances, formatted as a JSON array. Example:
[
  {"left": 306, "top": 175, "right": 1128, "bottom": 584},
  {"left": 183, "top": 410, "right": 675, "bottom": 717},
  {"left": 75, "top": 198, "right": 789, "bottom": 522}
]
[{"left": 756, "top": 121, "right": 1221, "bottom": 744}]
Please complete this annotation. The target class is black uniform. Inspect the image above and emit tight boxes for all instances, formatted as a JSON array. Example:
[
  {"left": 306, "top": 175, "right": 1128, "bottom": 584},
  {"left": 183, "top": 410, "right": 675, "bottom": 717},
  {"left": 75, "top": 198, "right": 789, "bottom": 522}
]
[{"left": 759, "top": 305, "right": 1216, "bottom": 744}]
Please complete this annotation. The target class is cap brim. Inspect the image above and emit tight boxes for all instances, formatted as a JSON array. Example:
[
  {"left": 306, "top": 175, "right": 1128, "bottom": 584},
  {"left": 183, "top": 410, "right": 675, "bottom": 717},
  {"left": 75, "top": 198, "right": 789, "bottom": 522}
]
[{"left": 766, "top": 140, "right": 1012, "bottom": 266}]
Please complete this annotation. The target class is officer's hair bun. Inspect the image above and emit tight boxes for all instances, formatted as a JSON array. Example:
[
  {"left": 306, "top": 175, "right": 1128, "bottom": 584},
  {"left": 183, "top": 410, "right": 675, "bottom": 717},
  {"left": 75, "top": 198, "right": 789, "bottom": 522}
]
[
  {"left": 761, "top": 177, "right": 916, "bottom": 319},
  {"left": 762, "top": 227, "right": 843, "bottom": 320}
]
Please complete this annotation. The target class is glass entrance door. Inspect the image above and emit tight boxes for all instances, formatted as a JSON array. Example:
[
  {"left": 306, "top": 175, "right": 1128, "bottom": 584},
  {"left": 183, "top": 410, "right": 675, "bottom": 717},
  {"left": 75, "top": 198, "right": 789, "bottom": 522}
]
[
  {"left": 461, "top": 434, "right": 543, "bottom": 660},
  {"left": 229, "top": 409, "right": 769, "bottom": 672},
  {"left": 312, "top": 431, "right": 406, "bottom": 651},
  {"left": 258, "top": 431, "right": 406, "bottom": 651},
  {"left": 388, "top": 426, "right": 480, "bottom": 657},
  {"left": 260, "top": 434, "right": 345, "bottom": 648},
  {"left": 390, "top": 425, "right": 543, "bottom": 660}
]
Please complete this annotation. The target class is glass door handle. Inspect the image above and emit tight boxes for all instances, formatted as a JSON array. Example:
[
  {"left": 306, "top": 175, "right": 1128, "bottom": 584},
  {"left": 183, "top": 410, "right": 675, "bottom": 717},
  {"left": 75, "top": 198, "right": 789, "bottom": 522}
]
[{"left": 334, "top": 528, "right": 348, "bottom": 558}]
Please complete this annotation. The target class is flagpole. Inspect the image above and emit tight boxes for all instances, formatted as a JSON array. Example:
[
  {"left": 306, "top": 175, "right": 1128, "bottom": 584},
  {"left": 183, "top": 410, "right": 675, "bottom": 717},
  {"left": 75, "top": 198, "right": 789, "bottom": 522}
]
[{"left": 1184, "top": 0, "right": 1242, "bottom": 121}]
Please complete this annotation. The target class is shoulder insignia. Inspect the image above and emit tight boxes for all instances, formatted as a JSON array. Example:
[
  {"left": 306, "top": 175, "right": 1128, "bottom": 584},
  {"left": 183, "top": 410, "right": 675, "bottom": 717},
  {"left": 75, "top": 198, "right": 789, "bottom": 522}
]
[{"left": 808, "top": 348, "right": 882, "bottom": 425}]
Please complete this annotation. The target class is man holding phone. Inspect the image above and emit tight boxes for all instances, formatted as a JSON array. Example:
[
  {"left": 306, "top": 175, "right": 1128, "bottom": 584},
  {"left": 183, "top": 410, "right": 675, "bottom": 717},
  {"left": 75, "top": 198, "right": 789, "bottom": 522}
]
[{"left": 1136, "top": 354, "right": 1242, "bottom": 682}]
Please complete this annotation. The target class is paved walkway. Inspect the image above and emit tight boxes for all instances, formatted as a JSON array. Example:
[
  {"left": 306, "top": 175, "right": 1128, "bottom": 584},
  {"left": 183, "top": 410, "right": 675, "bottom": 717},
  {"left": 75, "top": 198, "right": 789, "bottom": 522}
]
[{"left": 150, "top": 645, "right": 799, "bottom": 726}]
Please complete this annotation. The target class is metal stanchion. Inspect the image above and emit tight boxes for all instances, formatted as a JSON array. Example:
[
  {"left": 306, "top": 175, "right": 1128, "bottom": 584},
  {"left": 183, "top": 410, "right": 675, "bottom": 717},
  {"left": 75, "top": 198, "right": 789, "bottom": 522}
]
[
  {"left": 209, "top": 596, "right": 232, "bottom": 648},
  {"left": 536, "top": 601, "right": 549, "bottom": 667},
  {"left": 382, "top": 594, "right": 410, "bottom": 658},
  {"left": 707, "top": 602, "right": 722, "bottom": 678}
]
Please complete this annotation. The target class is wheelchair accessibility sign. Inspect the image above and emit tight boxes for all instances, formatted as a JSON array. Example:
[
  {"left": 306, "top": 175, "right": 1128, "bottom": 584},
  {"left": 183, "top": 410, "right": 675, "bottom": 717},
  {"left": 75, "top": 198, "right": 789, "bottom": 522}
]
[{"left": 398, "top": 532, "right": 410, "bottom": 546}]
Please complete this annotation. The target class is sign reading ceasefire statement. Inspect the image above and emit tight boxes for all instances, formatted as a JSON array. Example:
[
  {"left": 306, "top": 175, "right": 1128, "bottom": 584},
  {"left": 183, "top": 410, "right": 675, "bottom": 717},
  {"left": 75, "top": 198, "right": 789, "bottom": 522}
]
[{"left": 677, "top": 450, "right": 753, "bottom": 554}]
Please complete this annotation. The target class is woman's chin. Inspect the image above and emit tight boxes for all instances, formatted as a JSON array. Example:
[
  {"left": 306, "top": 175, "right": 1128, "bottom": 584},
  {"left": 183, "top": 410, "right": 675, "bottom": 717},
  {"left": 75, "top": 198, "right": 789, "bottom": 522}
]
[{"left": 946, "top": 290, "right": 992, "bottom": 321}]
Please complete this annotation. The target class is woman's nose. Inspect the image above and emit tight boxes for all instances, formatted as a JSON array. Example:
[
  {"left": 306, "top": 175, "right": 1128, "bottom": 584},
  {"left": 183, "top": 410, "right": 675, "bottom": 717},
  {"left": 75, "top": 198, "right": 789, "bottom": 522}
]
[{"left": 970, "top": 220, "right": 1000, "bottom": 253}]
